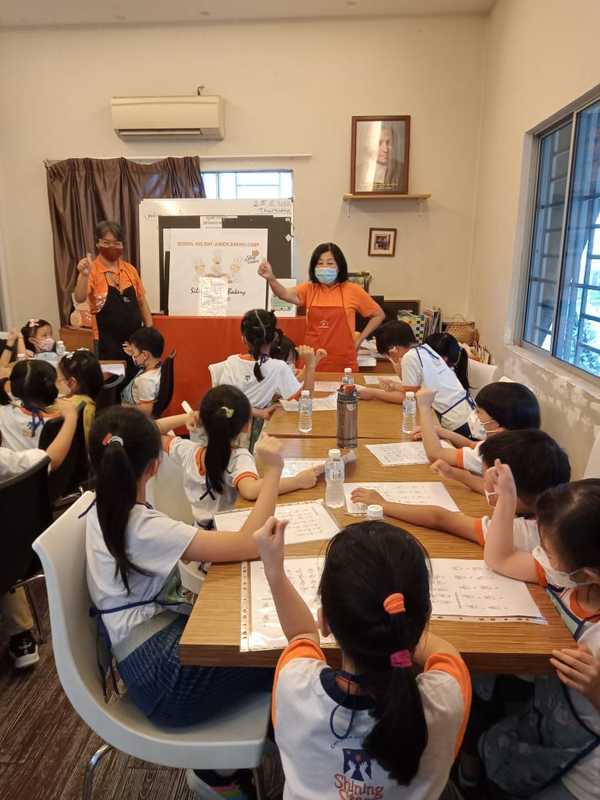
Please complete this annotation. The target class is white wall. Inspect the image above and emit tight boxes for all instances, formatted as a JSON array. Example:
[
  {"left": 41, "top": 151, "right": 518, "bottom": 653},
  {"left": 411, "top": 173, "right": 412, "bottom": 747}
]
[
  {"left": 0, "top": 15, "right": 484, "bottom": 330},
  {"left": 469, "top": 0, "right": 600, "bottom": 478}
]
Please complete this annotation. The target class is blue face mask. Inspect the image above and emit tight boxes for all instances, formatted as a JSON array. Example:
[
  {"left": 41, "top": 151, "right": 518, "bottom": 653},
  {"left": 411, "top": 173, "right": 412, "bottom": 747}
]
[{"left": 315, "top": 267, "right": 338, "bottom": 285}]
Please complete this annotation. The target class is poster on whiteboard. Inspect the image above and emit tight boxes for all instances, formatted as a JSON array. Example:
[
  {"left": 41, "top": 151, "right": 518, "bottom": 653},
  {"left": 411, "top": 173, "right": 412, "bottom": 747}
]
[{"left": 168, "top": 228, "right": 268, "bottom": 316}]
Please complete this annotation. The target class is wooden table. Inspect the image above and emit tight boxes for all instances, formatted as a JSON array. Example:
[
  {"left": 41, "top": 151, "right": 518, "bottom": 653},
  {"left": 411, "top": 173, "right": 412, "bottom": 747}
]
[
  {"left": 264, "top": 371, "right": 406, "bottom": 440},
  {"left": 180, "top": 437, "right": 575, "bottom": 674}
]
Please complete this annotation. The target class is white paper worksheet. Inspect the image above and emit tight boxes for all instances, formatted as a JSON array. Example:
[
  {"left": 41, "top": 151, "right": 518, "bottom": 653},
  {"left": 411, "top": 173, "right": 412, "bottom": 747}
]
[
  {"left": 214, "top": 499, "right": 339, "bottom": 545},
  {"left": 240, "top": 556, "right": 545, "bottom": 651},
  {"left": 279, "top": 395, "right": 337, "bottom": 412},
  {"left": 314, "top": 381, "right": 342, "bottom": 393},
  {"left": 282, "top": 458, "right": 326, "bottom": 478},
  {"left": 366, "top": 441, "right": 452, "bottom": 466},
  {"left": 343, "top": 482, "right": 459, "bottom": 514}
]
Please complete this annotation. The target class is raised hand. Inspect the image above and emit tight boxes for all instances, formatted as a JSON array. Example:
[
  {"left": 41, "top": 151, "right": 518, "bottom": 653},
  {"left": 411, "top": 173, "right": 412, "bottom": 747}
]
[{"left": 257, "top": 259, "right": 274, "bottom": 280}]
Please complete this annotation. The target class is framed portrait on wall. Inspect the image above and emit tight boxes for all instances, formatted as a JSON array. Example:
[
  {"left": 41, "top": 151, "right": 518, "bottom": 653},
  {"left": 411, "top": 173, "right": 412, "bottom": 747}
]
[
  {"left": 351, "top": 116, "right": 411, "bottom": 194},
  {"left": 368, "top": 227, "right": 397, "bottom": 257}
]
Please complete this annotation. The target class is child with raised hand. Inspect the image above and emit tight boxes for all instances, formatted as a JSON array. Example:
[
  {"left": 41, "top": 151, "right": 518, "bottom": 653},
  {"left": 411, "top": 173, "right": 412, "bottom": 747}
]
[
  {"left": 157, "top": 385, "right": 320, "bottom": 528},
  {"left": 417, "top": 382, "right": 541, "bottom": 494},
  {"left": 0, "top": 359, "right": 61, "bottom": 449},
  {"left": 86, "top": 406, "right": 283, "bottom": 730},
  {"left": 351, "top": 429, "right": 570, "bottom": 549},
  {"left": 254, "top": 517, "right": 471, "bottom": 799},
  {"left": 57, "top": 350, "right": 104, "bottom": 446},
  {"left": 0, "top": 327, "right": 27, "bottom": 368},
  {"left": 121, "top": 327, "right": 164, "bottom": 416},
  {"left": 360, "top": 322, "right": 475, "bottom": 436},
  {"left": 476, "top": 468, "right": 600, "bottom": 799}
]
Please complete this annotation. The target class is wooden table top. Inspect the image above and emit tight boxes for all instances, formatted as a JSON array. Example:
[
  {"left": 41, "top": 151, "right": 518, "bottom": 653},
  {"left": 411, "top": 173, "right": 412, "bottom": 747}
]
[
  {"left": 264, "top": 371, "right": 406, "bottom": 439},
  {"left": 180, "top": 437, "right": 575, "bottom": 674}
]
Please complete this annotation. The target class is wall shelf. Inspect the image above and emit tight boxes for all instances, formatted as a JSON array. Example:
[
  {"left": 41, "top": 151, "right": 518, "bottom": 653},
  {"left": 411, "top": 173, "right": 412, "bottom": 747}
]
[{"left": 343, "top": 192, "right": 431, "bottom": 201}]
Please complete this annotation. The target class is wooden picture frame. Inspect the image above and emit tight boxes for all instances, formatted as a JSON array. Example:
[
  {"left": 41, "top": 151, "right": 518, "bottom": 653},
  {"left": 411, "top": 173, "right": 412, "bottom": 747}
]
[
  {"left": 368, "top": 228, "right": 397, "bottom": 257},
  {"left": 350, "top": 115, "right": 411, "bottom": 195}
]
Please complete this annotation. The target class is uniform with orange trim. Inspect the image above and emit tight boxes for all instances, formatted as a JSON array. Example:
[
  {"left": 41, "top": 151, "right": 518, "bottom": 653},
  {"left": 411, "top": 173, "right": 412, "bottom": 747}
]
[
  {"left": 455, "top": 441, "right": 484, "bottom": 474},
  {"left": 163, "top": 436, "right": 258, "bottom": 527},
  {"left": 272, "top": 638, "right": 471, "bottom": 800},
  {"left": 472, "top": 514, "right": 539, "bottom": 550},
  {"left": 210, "top": 353, "right": 303, "bottom": 408}
]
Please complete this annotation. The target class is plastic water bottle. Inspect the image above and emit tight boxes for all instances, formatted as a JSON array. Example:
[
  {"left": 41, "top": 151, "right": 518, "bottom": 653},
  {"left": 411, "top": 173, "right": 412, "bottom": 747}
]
[
  {"left": 367, "top": 504, "right": 384, "bottom": 521},
  {"left": 402, "top": 391, "right": 417, "bottom": 434},
  {"left": 342, "top": 367, "right": 354, "bottom": 385},
  {"left": 325, "top": 448, "right": 345, "bottom": 508},
  {"left": 298, "top": 390, "right": 313, "bottom": 433},
  {"left": 337, "top": 380, "right": 358, "bottom": 449},
  {"left": 55, "top": 340, "right": 66, "bottom": 358}
]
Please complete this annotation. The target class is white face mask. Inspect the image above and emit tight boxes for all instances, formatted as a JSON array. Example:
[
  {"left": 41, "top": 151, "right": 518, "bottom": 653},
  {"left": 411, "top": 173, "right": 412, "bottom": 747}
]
[
  {"left": 467, "top": 410, "right": 487, "bottom": 440},
  {"left": 532, "top": 545, "right": 595, "bottom": 589}
]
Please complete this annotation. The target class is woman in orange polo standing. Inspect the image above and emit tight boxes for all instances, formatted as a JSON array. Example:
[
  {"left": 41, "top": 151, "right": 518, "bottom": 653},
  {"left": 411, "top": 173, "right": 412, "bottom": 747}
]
[
  {"left": 74, "top": 220, "right": 153, "bottom": 362},
  {"left": 258, "top": 243, "right": 385, "bottom": 372}
]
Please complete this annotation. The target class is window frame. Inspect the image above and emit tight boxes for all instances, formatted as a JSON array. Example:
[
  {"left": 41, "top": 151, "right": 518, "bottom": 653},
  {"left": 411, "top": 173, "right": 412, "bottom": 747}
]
[
  {"left": 520, "top": 92, "right": 600, "bottom": 385},
  {"left": 201, "top": 168, "right": 293, "bottom": 201}
]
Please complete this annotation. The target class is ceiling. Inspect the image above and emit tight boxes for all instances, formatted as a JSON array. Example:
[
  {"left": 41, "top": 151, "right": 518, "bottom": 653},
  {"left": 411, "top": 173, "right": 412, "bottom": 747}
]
[{"left": 0, "top": 0, "right": 496, "bottom": 28}]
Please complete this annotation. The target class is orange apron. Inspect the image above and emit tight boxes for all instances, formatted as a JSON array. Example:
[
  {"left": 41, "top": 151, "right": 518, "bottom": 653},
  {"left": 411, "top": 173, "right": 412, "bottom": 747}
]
[{"left": 304, "top": 284, "right": 357, "bottom": 372}]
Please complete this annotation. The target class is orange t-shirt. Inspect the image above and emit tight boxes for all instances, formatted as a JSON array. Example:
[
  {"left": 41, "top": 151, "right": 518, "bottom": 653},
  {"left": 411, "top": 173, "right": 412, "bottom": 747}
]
[
  {"left": 87, "top": 258, "right": 145, "bottom": 340},
  {"left": 296, "top": 281, "right": 381, "bottom": 335}
]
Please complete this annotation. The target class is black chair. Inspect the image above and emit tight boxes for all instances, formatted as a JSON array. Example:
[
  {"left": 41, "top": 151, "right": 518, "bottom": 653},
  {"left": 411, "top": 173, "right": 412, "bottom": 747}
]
[
  {"left": 0, "top": 456, "right": 53, "bottom": 639},
  {"left": 39, "top": 404, "right": 89, "bottom": 502},
  {"left": 95, "top": 371, "right": 126, "bottom": 414},
  {"left": 152, "top": 349, "right": 176, "bottom": 418}
]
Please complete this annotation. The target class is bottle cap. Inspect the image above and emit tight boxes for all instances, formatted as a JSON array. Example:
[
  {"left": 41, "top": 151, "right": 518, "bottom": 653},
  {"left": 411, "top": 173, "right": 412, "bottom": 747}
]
[
  {"left": 344, "top": 367, "right": 352, "bottom": 373},
  {"left": 328, "top": 448, "right": 341, "bottom": 458},
  {"left": 367, "top": 504, "right": 384, "bottom": 520},
  {"left": 406, "top": 391, "right": 415, "bottom": 398},
  {"left": 301, "top": 389, "right": 309, "bottom": 396}
]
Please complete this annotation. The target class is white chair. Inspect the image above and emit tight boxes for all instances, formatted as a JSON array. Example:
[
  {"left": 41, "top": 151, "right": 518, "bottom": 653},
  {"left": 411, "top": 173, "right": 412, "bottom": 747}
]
[
  {"left": 468, "top": 359, "right": 499, "bottom": 394},
  {"left": 208, "top": 360, "right": 227, "bottom": 387},
  {"left": 584, "top": 433, "right": 600, "bottom": 478},
  {"left": 147, "top": 452, "right": 195, "bottom": 526},
  {"left": 32, "top": 492, "right": 271, "bottom": 800}
]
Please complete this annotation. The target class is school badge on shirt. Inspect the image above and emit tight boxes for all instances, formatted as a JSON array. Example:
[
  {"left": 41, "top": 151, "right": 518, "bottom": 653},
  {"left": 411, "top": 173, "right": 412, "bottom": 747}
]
[{"left": 334, "top": 748, "right": 384, "bottom": 798}]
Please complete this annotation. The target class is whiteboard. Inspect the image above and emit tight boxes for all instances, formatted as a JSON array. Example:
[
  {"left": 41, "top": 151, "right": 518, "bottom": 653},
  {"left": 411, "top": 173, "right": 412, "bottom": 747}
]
[{"left": 139, "top": 198, "right": 293, "bottom": 313}]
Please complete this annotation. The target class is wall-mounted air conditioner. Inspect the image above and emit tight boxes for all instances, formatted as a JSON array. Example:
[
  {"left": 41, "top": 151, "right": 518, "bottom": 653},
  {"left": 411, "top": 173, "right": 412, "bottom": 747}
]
[{"left": 111, "top": 95, "right": 224, "bottom": 139}]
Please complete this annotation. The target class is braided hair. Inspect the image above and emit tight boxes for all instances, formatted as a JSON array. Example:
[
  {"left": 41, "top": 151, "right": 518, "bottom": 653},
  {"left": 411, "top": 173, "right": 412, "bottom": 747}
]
[{"left": 241, "top": 309, "right": 279, "bottom": 382}]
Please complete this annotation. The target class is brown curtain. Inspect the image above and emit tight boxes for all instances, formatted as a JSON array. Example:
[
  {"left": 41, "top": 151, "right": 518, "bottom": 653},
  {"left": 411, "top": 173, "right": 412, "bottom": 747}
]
[{"left": 46, "top": 156, "right": 205, "bottom": 324}]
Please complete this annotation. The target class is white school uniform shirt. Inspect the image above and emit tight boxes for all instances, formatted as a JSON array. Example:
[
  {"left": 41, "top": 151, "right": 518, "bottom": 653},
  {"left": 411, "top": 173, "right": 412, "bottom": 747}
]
[
  {"left": 475, "top": 515, "right": 540, "bottom": 553},
  {"left": 400, "top": 345, "right": 473, "bottom": 431},
  {"left": 0, "top": 403, "right": 58, "bottom": 451},
  {"left": 163, "top": 436, "right": 258, "bottom": 526},
  {"left": 121, "top": 367, "right": 161, "bottom": 406},
  {"left": 0, "top": 446, "right": 47, "bottom": 481},
  {"left": 274, "top": 639, "right": 471, "bottom": 800},
  {"left": 455, "top": 441, "right": 483, "bottom": 475},
  {"left": 212, "top": 354, "right": 302, "bottom": 409},
  {"left": 85, "top": 501, "right": 197, "bottom": 647}
]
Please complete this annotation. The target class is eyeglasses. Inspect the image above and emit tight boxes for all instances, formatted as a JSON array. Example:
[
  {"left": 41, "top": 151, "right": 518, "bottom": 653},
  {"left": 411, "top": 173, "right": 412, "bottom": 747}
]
[{"left": 98, "top": 239, "right": 123, "bottom": 247}]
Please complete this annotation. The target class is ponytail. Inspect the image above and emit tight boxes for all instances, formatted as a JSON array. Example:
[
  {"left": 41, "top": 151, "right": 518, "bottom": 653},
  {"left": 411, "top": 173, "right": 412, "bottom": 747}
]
[
  {"left": 89, "top": 407, "right": 161, "bottom": 593},
  {"left": 241, "top": 309, "right": 278, "bottom": 382},
  {"left": 426, "top": 332, "right": 469, "bottom": 390},
  {"left": 320, "top": 523, "right": 431, "bottom": 785},
  {"left": 201, "top": 385, "right": 251, "bottom": 494},
  {"left": 1, "top": 359, "right": 58, "bottom": 409},
  {"left": 0, "top": 377, "right": 10, "bottom": 405}
]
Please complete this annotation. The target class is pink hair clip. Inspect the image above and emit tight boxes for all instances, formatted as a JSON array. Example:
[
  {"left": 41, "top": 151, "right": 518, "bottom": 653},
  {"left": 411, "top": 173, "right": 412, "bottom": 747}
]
[{"left": 390, "top": 650, "right": 412, "bottom": 669}]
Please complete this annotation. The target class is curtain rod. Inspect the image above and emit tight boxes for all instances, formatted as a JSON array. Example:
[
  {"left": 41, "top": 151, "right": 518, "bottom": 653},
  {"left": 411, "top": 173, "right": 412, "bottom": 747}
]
[{"left": 44, "top": 154, "right": 312, "bottom": 166}]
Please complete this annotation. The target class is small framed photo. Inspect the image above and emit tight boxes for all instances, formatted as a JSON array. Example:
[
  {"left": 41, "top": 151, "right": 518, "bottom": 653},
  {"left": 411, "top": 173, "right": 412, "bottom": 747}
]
[
  {"left": 368, "top": 228, "right": 397, "bottom": 257},
  {"left": 351, "top": 115, "right": 411, "bottom": 194}
]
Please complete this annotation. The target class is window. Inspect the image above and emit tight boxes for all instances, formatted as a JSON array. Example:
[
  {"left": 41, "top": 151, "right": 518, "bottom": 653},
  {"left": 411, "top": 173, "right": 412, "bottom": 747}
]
[
  {"left": 202, "top": 170, "right": 293, "bottom": 200},
  {"left": 523, "top": 98, "right": 600, "bottom": 378}
]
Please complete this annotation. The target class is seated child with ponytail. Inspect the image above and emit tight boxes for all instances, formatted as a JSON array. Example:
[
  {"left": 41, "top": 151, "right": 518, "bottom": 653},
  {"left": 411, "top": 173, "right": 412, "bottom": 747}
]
[
  {"left": 254, "top": 517, "right": 471, "bottom": 798},
  {"left": 157, "top": 385, "right": 320, "bottom": 528},
  {"left": 0, "top": 360, "right": 60, "bottom": 449},
  {"left": 86, "top": 406, "right": 284, "bottom": 730},
  {"left": 57, "top": 350, "right": 104, "bottom": 446}
]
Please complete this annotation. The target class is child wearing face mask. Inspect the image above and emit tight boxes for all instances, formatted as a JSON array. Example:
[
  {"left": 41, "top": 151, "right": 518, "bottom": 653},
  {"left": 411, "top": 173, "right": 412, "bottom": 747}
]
[
  {"left": 352, "top": 429, "right": 570, "bottom": 551},
  {"left": 58, "top": 350, "right": 104, "bottom": 445},
  {"left": 475, "top": 474, "right": 600, "bottom": 800},
  {"left": 121, "top": 327, "right": 163, "bottom": 417},
  {"left": 416, "top": 382, "right": 541, "bottom": 494},
  {"left": 20, "top": 319, "right": 55, "bottom": 357}
]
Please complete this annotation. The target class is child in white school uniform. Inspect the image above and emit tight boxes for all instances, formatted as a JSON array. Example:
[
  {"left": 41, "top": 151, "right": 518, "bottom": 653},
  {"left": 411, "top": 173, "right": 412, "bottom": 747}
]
[
  {"left": 417, "top": 383, "right": 541, "bottom": 494},
  {"left": 157, "top": 384, "right": 320, "bottom": 529},
  {"left": 121, "top": 327, "right": 163, "bottom": 416},
  {"left": 0, "top": 359, "right": 60, "bottom": 450},
  {"left": 254, "top": 517, "right": 472, "bottom": 800},
  {"left": 0, "top": 397, "right": 78, "bottom": 668},
  {"left": 85, "top": 406, "right": 283, "bottom": 737},
  {"left": 476, "top": 471, "right": 600, "bottom": 800},
  {"left": 362, "top": 323, "right": 476, "bottom": 436},
  {"left": 352, "top": 429, "right": 570, "bottom": 551}
]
